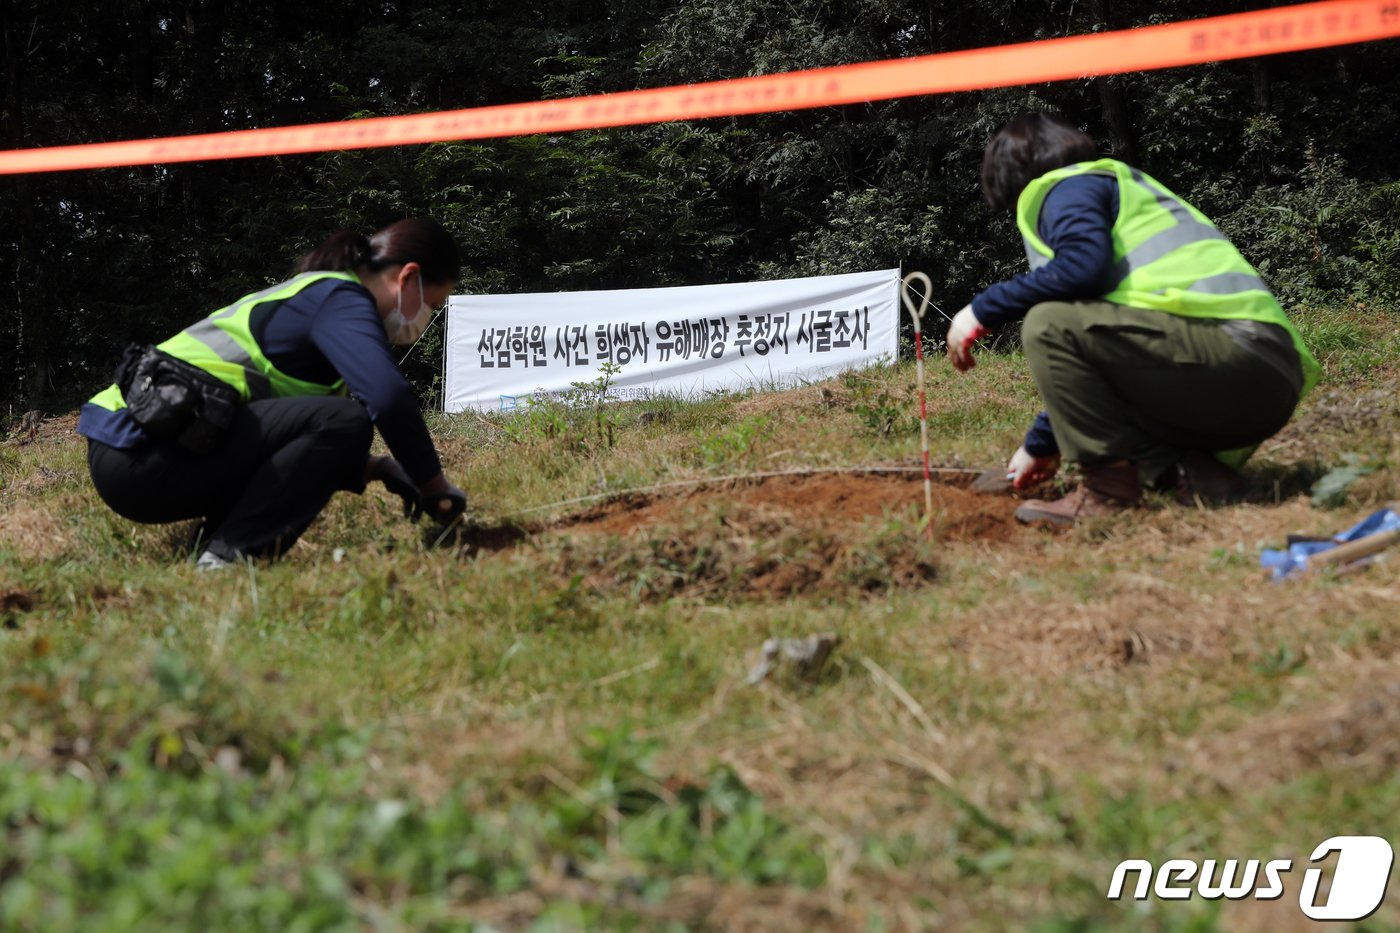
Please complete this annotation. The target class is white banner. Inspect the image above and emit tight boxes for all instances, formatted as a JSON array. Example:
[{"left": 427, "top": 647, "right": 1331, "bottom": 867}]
[{"left": 442, "top": 268, "right": 900, "bottom": 413}]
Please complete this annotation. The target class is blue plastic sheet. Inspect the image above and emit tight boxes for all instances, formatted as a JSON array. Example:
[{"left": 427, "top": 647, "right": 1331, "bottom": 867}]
[{"left": 1260, "top": 508, "right": 1400, "bottom": 579}]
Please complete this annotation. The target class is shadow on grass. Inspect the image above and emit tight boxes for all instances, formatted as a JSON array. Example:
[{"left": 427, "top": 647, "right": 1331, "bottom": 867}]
[
  {"left": 423, "top": 519, "right": 534, "bottom": 555},
  {"left": 1246, "top": 459, "right": 1329, "bottom": 504}
]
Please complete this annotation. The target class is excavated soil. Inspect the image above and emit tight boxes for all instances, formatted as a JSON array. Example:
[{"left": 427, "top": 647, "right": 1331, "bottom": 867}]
[
  {"left": 449, "top": 472, "right": 1025, "bottom": 601},
  {"left": 555, "top": 472, "right": 1017, "bottom": 543}
]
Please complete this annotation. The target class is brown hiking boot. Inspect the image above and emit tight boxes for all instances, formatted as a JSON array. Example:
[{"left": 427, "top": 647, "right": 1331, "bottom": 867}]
[
  {"left": 1014, "top": 460, "right": 1142, "bottom": 527},
  {"left": 1174, "top": 450, "right": 1247, "bottom": 506}
]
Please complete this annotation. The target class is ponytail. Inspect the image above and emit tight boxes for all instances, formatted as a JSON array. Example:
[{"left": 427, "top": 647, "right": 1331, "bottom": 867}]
[{"left": 296, "top": 231, "right": 377, "bottom": 273}]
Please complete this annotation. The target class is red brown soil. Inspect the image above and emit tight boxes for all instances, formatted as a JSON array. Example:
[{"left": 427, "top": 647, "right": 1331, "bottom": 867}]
[
  {"left": 506, "top": 472, "right": 1030, "bottom": 600},
  {"left": 446, "top": 473, "right": 1022, "bottom": 599},
  {"left": 557, "top": 472, "right": 1017, "bottom": 543}
]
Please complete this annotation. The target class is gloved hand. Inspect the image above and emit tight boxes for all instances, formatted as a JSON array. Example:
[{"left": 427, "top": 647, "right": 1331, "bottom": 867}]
[
  {"left": 416, "top": 481, "right": 467, "bottom": 526},
  {"left": 946, "top": 303, "right": 989, "bottom": 372},
  {"left": 368, "top": 456, "right": 421, "bottom": 518},
  {"left": 1007, "top": 445, "right": 1061, "bottom": 490}
]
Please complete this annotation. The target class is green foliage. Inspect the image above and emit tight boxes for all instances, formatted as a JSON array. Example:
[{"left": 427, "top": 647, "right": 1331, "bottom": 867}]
[
  {"left": 7, "top": 4, "right": 1400, "bottom": 924},
  {"left": 840, "top": 364, "right": 916, "bottom": 438},
  {"left": 620, "top": 768, "right": 826, "bottom": 887},
  {"left": 0, "top": 716, "right": 825, "bottom": 929},
  {"left": 696, "top": 414, "right": 772, "bottom": 468},
  {"left": 1217, "top": 152, "right": 1400, "bottom": 308},
  {"left": 501, "top": 362, "right": 624, "bottom": 455},
  {"left": 6, "top": 0, "right": 1400, "bottom": 414},
  {"left": 1310, "top": 453, "right": 1382, "bottom": 509},
  {"left": 1250, "top": 643, "right": 1306, "bottom": 678},
  {"left": 551, "top": 726, "right": 827, "bottom": 887},
  {"left": 2, "top": 639, "right": 316, "bottom": 778},
  {"left": 571, "top": 361, "right": 624, "bottom": 452},
  {"left": 0, "top": 755, "right": 526, "bottom": 930},
  {"left": 5, "top": 345, "right": 1400, "bottom": 926}
]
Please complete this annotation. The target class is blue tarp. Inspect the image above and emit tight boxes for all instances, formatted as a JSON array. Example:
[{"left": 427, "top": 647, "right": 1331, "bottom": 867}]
[{"left": 1260, "top": 508, "right": 1400, "bottom": 579}]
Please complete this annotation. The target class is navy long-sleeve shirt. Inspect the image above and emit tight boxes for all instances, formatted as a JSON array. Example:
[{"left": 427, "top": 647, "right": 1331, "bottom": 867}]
[
  {"left": 77, "top": 277, "right": 442, "bottom": 484},
  {"left": 968, "top": 174, "right": 1122, "bottom": 458}
]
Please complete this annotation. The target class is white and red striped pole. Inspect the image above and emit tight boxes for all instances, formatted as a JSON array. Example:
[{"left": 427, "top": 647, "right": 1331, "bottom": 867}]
[{"left": 902, "top": 271, "right": 938, "bottom": 541}]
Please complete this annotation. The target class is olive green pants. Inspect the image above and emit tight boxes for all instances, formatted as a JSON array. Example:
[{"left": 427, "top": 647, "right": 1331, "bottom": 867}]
[{"left": 1020, "top": 301, "right": 1301, "bottom": 484}]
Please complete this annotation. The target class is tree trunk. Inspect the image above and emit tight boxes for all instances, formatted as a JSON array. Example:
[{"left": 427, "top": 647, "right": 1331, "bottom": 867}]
[
  {"left": 2, "top": 0, "right": 32, "bottom": 407},
  {"left": 181, "top": 0, "right": 225, "bottom": 261},
  {"left": 1086, "top": 0, "right": 1137, "bottom": 164},
  {"left": 1, "top": 0, "right": 26, "bottom": 147},
  {"left": 131, "top": 5, "right": 156, "bottom": 107},
  {"left": 1094, "top": 76, "right": 1138, "bottom": 165}
]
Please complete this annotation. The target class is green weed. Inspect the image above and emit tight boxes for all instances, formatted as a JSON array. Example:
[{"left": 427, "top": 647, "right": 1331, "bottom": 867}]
[
  {"left": 840, "top": 363, "right": 916, "bottom": 438},
  {"left": 501, "top": 361, "right": 624, "bottom": 454},
  {"left": 695, "top": 414, "right": 771, "bottom": 469},
  {"left": 4, "top": 336, "right": 1400, "bottom": 928}
]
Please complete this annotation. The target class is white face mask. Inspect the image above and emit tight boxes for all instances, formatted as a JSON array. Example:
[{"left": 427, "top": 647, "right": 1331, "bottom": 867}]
[{"left": 383, "top": 271, "right": 431, "bottom": 346}]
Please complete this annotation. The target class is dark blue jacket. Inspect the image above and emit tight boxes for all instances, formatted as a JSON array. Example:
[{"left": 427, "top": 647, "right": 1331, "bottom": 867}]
[{"left": 968, "top": 174, "right": 1121, "bottom": 457}]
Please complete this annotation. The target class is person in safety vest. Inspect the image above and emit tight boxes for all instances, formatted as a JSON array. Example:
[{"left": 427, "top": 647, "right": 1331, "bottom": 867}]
[
  {"left": 79, "top": 216, "right": 468, "bottom": 569},
  {"left": 945, "top": 113, "right": 1318, "bottom": 526}
]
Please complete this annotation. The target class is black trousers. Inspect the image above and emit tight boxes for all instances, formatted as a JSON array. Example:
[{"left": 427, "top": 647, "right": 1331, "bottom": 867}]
[{"left": 88, "top": 396, "right": 373, "bottom": 560}]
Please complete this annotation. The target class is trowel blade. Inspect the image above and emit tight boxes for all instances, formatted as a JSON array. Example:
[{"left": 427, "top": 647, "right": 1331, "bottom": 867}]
[{"left": 970, "top": 468, "right": 1013, "bottom": 495}]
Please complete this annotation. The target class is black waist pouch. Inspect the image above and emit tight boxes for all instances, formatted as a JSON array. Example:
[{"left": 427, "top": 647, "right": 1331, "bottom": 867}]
[{"left": 115, "top": 344, "right": 242, "bottom": 453}]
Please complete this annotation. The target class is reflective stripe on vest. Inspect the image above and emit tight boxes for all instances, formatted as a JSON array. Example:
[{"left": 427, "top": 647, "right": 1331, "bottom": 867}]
[
  {"left": 1111, "top": 169, "right": 1227, "bottom": 284},
  {"left": 87, "top": 271, "right": 361, "bottom": 412},
  {"left": 1015, "top": 158, "right": 1319, "bottom": 396},
  {"left": 181, "top": 316, "right": 274, "bottom": 399}
]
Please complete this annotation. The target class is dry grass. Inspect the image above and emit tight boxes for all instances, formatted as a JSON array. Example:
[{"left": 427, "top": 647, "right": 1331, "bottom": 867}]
[{"left": 5, "top": 350, "right": 1400, "bottom": 928}]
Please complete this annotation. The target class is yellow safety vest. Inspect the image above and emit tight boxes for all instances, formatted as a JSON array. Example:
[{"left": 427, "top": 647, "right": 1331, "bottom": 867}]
[
  {"left": 90, "top": 271, "right": 359, "bottom": 412},
  {"left": 1016, "top": 158, "right": 1320, "bottom": 397}
]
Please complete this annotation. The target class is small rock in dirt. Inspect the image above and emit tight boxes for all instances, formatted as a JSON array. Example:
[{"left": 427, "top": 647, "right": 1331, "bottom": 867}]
[
  {"left": 214, "top": 746, "right": 244, "bottom": 777},
  {"left": 747, "top": 633, "right": 841, "bottom": 685},
  {"left": 15, "top": 410, "right": 42, "bottom": 442}
]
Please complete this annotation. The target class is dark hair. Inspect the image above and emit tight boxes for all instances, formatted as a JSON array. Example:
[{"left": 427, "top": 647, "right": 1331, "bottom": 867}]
[
  {"left": 298, "top": 216, "right": 461, "bottom": 284},
  {"left": 979, "top": 113, "right": 1099, "bottom": 212}
]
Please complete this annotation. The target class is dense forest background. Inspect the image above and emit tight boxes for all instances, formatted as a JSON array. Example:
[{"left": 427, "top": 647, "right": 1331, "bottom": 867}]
[{"left": 3, "top": 0, "right": 1399, "bottom": 414}]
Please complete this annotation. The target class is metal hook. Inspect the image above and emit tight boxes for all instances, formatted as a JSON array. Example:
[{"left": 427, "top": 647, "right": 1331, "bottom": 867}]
[
  {"left": 900, "top": 270, "right": 953, "bottom": 329},
  {"left": 901, "top": 270, "right": 932, "bottom": 332}
]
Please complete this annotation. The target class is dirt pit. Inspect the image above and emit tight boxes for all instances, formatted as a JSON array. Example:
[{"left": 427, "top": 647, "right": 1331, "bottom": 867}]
[
  {"left": 450, "top": 472, "right": 1022, "bottom": 601},
  {"left": 557, "top": 471, "right": 1016, "bottom": 541}
]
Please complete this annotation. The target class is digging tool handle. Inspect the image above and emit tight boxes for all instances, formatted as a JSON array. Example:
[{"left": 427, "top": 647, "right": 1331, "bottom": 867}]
[{"left": 1309, "top": 528, "right": 1400, "bottom": 569}]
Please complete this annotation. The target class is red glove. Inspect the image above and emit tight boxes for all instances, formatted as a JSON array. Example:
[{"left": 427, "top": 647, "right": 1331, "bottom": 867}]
[
  {"left": 946, "top": 304, "right": 989, "bottom": 372},
  {"left": 1007, "top": 446, "right": 1061, "bottom": 490}
]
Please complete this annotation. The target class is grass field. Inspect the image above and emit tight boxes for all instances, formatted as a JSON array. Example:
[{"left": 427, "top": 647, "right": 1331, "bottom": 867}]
[{"left": 3, "top": 309, "right": 1400, "bottom": 931}]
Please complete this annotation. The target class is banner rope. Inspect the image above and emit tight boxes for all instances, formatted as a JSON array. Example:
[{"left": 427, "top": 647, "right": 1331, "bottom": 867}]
[{"left": 2, "top": 0, "right": 1397, "bottom": 175}]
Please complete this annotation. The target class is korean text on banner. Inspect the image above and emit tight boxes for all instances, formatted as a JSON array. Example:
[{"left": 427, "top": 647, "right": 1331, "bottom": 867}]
[{"left": 443, "top": 269, "right": 900, "bottom": 413}]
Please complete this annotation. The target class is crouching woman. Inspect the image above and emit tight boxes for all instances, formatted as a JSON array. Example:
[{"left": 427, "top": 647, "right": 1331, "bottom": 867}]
[
  {"left": 79, "top": 216, "right": 467, "bottom": 567},
  {"left": 945, "top": 113, "right": 1318, "bottom": 525}
]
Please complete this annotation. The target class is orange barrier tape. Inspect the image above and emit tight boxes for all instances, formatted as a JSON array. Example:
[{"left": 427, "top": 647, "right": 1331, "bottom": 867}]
[{"left": 2, "top": 0, "right": 1397, "bottom": 175}]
